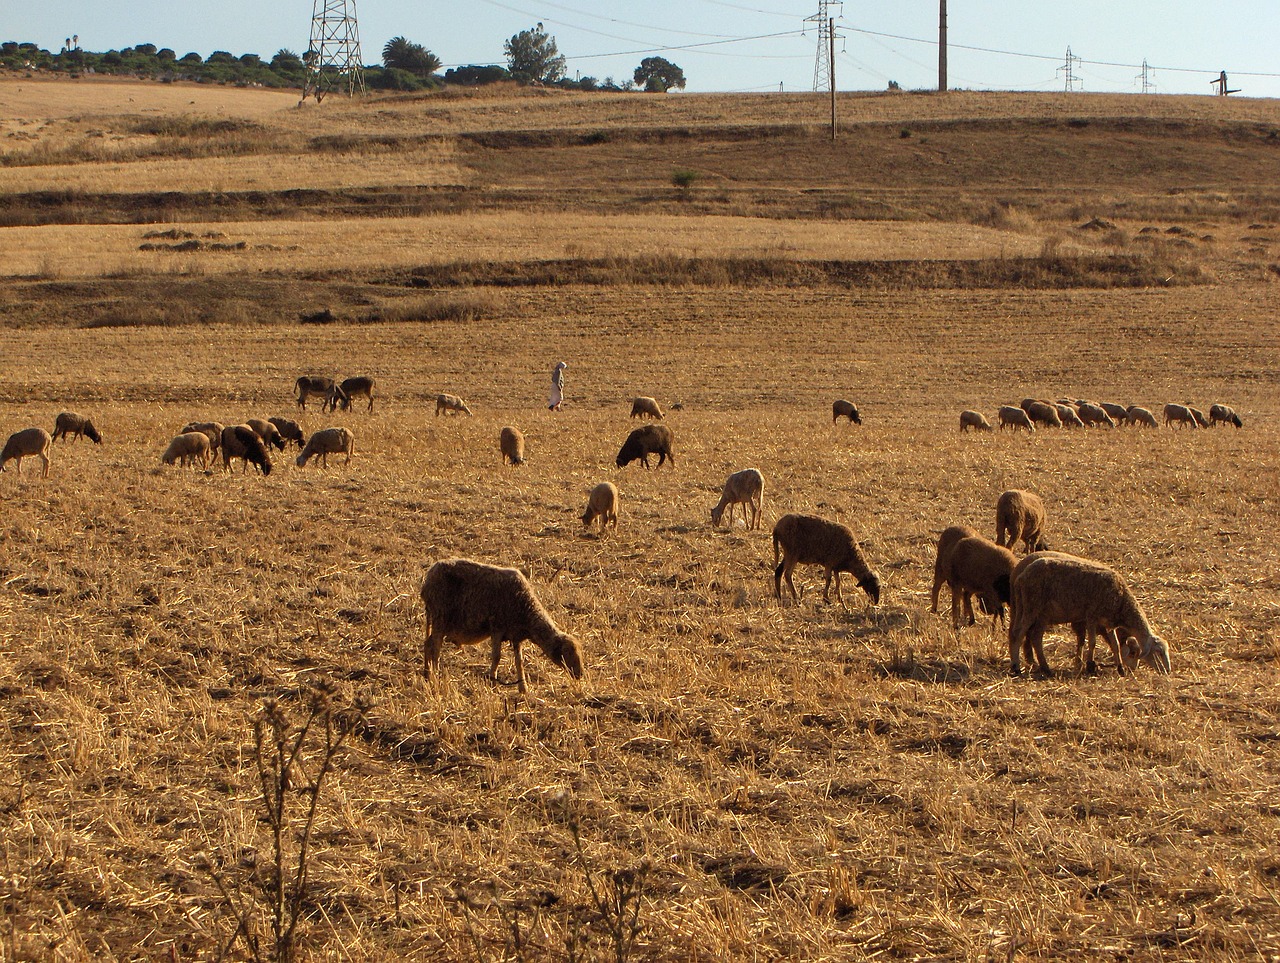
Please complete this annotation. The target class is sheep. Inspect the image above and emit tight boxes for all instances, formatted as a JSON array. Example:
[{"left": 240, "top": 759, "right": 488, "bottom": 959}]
[
  {"left": 1100, "top": 402, "right": 1129, "bottom": 424},
  {"left": 0, "top": 428, "right": 52, "bottom": 478},
  {"left": 245, "top": 418, "right": 286, "bottom": 452},
  {"left": 1021, "top": 399, "right": 1063, "bottom": 428},
  {"left": 941, "top": 535, "right": 1016, "bottom": 630},
  {"left": 267, "top": 417, "right": 307, "bottom": 449},
  {"left": 420, "top": 557, "right": 584, "bottom": 694},
  {"left": 616, "top": 424, "right": 674, "bottom": 469},
  {"left": 581, "top": 482, "right": 619, "bottom": 532},
  {"left": 1209, "top": 404, "right": 1243, "bottom": 428},
  {"left": 1077, "top": 402, "right": 1116, "bottom": 428},
  {"left": 1006, "top": 550, "right": 1172, "bottom": 678},
  {"left": 1163, "top": 403, "right": 1199, "bottom": 428},
  {"left": 329, "top": 375, "right": 376, "bottom": 413},
  {"left": 1054, "top": 403, "right": 1086, "bottom": 428},
  {"left": 930, "top": 524, "right": 981, "bottom": 614},
  {"left": 998, "top": 406, "right": 1035, "bottom": 432},
  {"left": 959, "top": 410, "right": 993, "bottom": 433},
  {"left": 295, "top": 376, "right": 335, "bottom": 411},
  {"left": 436, "top": 393, "right": 472, "bottom": 417},
  {"left": 1189, "top": 406, "right": 1211, "bottom": 428},
  {"left": 1126, "top": 406, "right": 1158, "bottom": 428},
  {"left": 772, "top": 513, "right": 880, "bottom": 608},
  {"left": 710, "top": 468, "right": 764, "bottom": 530},
  {"left": 182, "top": 422, "right": 225, "bottom": 452},
  {"left": 630, "top": 396, "right": 664, "bottom": 420},
  {"left": 220, "top": 424, "right": 273, "bottom": 475},
  {"left": 161, "top": 430, "right": 211, "bottom": 470},
  {"left": 832, "top": 400, "right": 862, "bottom": 425},
  {"left": 296, "top": 427, "right": 354, "bottom": 468},
  {"left": 499, "top": 426, "right": 525, "bottom": 466},
  {"left": 995, "top": 489, "right": 1048, "bottom": 553},
  {"left": 52, "top": 411, "right": 101, "bottom": 444}
]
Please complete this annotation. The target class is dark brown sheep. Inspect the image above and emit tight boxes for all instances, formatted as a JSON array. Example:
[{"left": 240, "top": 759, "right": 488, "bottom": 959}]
[
  {"left": 616, "top": 424, "right": 674, "bottom": 469},
  {"left": 772, "top": 513, "right": 880, "bottom": 607}
]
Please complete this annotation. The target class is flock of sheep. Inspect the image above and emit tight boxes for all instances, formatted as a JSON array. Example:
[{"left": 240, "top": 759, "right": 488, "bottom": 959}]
[{"left": 961, "top": 397, "right": 1245, "bottom": 432}]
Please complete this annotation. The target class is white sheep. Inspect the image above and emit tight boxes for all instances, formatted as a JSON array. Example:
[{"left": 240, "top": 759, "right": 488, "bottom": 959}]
[
  {"left": 1, "top": 427, "right": 52, "bottom": 478},
  {"left": 1054, "top": 403, "right": 1086, "bottom": 428},
  {"left": 581, "top": 482, "right": 619, "bottom": 532},
  {"left": 995, "top": 489, "right": 1048, "bottom": 553},
  {"left": 420, "top": 557, "right": 585, "bottom": 693},
  {"left": 1126, "top": 406, "right": 1158, "bottom": 428},
  {"left": 1163, "top": 403, "right": 1199, "bottom": 428},
  {"left": 161, "top": 430, "right": 211, "bottom": 469},
  {"left": 182, "top": 422, "right": 225, "bottom": 452},
  {"left": 630, "top": 397, "right": 665, "bottom": 420},
  {"left": 998, "top": 406, "right": 1035, "bottom": 432},
  {"left": 1007, "top": 550, "right": 1172, "bottom": 678},
  {"left": 1077, "top": 402, "right": 1116, "bottom": 428},
  {"left": 1021, "top": 399, "right": 1063, "bottom": 428},
  {"left": 1208, "top": 404, "right": 1243, "bottom": 428},
  {"left": 246, "top": 418, "right": 286, "bottom": 452},
  {"left": 436, "top": 393, "right": 473, "bottom": 417},
  {"left": 959, "top": 410, "right": 993, "bottom": 432},
  {"left": 710, "top": 468, "right": 764, "bottom": 530},
  {"left": 773, "top": 513, "right": 880, "bottom": 607},
  {"left": 296, "top": 427, "right": 354, "bottom": 467},
  {"left": 1099, "top": 402, "right": 1129, "bottom": 424}
]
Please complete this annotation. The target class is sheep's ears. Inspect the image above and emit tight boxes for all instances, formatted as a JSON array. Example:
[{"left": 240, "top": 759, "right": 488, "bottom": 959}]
[
  {"left": 993, "top": 573, "right": 1012, "bottom": 603},
  {"left": 857, "top": 574, "right": 881, "bottom": 605},
  {"left": 1143, "top": 636, "right": 1172, "bottom": 675}
]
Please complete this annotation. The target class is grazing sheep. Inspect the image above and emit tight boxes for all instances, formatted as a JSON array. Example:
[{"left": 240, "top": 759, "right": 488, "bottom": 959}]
[
  {"left": 1007, "top": 550, "right": 1172, "bottom": 678},
  {"left": 267, "top": 417, "right": 307, "bottom": 449},
  {"left": 0, "top": 427, "right": 52, "bottom": 478},
  {"left": 941, "top": 535, "right": 1016, "bottom": 629},
  {"left": 1077, "top": 402, "right": 1116, "bottom": 428},
  {"left": 296, "top": 376, "right": 335, "bottom": 411},
  {"left": 1164, "top": 403, "right": 1199, "bottom": 428},
  {"left": 998, "top": 406, "right": 1035, "bottom": 432},
  {"left": 582, "top": 482, "right": 619, "bottom": 532},
  {"left": 161, "top": 430, "right": 211, "bottom": 470},
  {"left": 995, "top": 490, "right": 1048, "bottom": 553},
  {"left": 52, "top": 411, "right": 101, "bottom": 444},
  {"left": 710, "top": 468, "right": 764, "bottom": 530},
  {"left": 630, "top": 396, "right": 664, "bottom": 420},
  {"left": 959, "top": 410, "right": 993, "bottom": 433},
  {"left": 930, "top": 524, "right": 981, "bottom": 614},
  {"left": 499, "top": 426, "right": 525, "bottom": 466},
  {"left": 329, "top": 375, "right": 376, "bottom": 413},
  {"left": 832, "top": 400, "right": 862, "bottom": 425},
  {"left": 220, "top": 425, "right": 273, "bottom": 475},
  {"left": 1189, "top": 406, "right": 1211, "bottom": 428},
  {"left": 1209, "top": 404, "right": 1243, "bottom": 428},
  {"left": 772, "top": 513, "right": 880, "bottom": 608},
  {"left": 420, "top": 558, "right": 584, "bottom": 694},
  {"left": 182, "top": 422, "right": 225, "bottom": 452},
  {"left": 436, "top": 393, "right": 473, "bottom": 417},
  {"left": 616, "top": 424, "right": 675, "bottom": 469},
  {"left": 245, "top": 418, "right": 286, "bottom": 452},
  {"left": 296, "top": 427, "right": 354, "bottom": 468},
  {"left": 1126, "top": 406, "right": 1159, "bottom": 428},
  {"left": 1100, "top": 402, "right": 1129, "bottom": 424},
  {"left": 1054, "top": 403, "right": 1086, "bottom": 428},
  {"left": 1021, "top": 399, "right": 1063, "bottom": 428}
]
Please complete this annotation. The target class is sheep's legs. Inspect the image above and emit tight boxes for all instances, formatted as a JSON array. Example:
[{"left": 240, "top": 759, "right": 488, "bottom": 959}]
[{"left": 423, "top": 627, "right": 443, "bottom": 680}]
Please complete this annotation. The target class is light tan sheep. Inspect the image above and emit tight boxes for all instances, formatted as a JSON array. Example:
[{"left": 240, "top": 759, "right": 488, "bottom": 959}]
[
  {"left": 710, "top": 468, "right": 764, "bottom": 530},
  {"left": 267, "top": 417, "right": 307, "bottom": 449},
  {"left": 182, "top": 422, "right": 225, "bottom": 452},
  {"left": 630, "top": 396, "right": 664, "bottom": 420},
  {"left": 499, "top": 426, "right": 525, "bottom": 466},
  {"left": 1189, "top": 406, "right": 1211, "bottom": 428},
  {"left": 1054, "top": 403, "right": 1086, "bottom": 428},
  {"left": 1021, "top": 399, "right": 1063, "bottom": 428},
  {"left": 52, "top": 412, "right": 101, "bottom": 444},
  {"left": 941, "top": 535, "right": 1016, "bottom": 630},
  {"left": 832, "top": 400, "right": 862, "bottom": 425},
  {"left": 1, "top": 428, "right": 52, "bottom": 478},
  {"left": 1077, "top": 402, "right": 1116, "bottom": 428},
  {"left": 436, "top": 393, "right": 472, "bottom": 416},
  {"left": 220, "top": 425, "right": 273, "bottom": 475},
  {"left": 296, "top": 427, "right": 354, "bottom": 467},
  {"left": 1126, "top": 406, "right": 1158, "bottom": 428},
  {"left": 581, "top": 482, "right": 619, "bottom": 532},
  {"left": 245, "top": 418, "right": 286, "bottom": 452},
  {"left": 161, "top": 430, "right": 211, "bottom": 469},
  {"left": 421, "top": 557, "right": 585, "bottom": 694},
  {"left": 1163, "top": 403, "right": 1199, "bottom": 428},
  {"left": 1100, "top": 402, "right": 1129, "bottom": 424},
  {"left": 995, "top": 490, "right": 1048, "bottom": 553},
  {"left": 773, "top": 513, "right": 880, "bottom": 608},
  {"left": 1209, "top": 404, "right": 1243, "bottom": 428},
  {"left": 295, "top": 376, "right": 335, "bottom": 411},
  {"left": 998, "top": 406, "right": 1035, "bottom": 432},
  {"left": 959, "top": 410, "right": 993, "bottom": 432},
  {"left": 1007, "top": 550, "right": 1172, "bottom": 678},
  {"left": 930, "top": 524, "right": 981, "bottom": 614}
]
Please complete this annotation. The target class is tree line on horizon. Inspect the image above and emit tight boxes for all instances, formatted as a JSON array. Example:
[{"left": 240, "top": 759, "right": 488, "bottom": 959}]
[{"left": 0, "top": 25, "right": 687, "bottom": 94}]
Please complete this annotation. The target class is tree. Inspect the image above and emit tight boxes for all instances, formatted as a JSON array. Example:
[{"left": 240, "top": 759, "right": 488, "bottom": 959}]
[
  {"left": 634, "top": 57, "right": 685, "bottom": 93},
  {"left": 381, "top": 36, "right": 440, "bottom": 78},
  {"left": 504, "top": 23, "right": 565, "bottom": 84}
]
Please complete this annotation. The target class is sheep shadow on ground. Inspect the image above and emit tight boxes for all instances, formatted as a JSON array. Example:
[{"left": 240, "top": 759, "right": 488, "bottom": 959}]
[{"left": 874, "top": 649, "right": 974, "bottom": 685}]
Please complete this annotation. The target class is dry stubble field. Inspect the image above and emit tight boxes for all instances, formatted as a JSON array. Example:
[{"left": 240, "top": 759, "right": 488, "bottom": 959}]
[{"left": 0, "top": 77, "right": 1278, "bottom": 961}]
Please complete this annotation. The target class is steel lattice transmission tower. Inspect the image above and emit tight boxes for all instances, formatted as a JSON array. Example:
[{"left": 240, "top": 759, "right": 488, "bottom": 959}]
[
  {"left": 805, "top": 1, "right": 841, "bottom": 93},
  {"left": 301, "top": 0, "right": 366, "bottom": 102}
]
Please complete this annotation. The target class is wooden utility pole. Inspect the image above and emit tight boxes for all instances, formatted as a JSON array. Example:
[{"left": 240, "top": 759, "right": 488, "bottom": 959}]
[
  {"left": 829, "top": 17, "right": 836, "bottom": 140},
  {"left": 938, "top": 0, "right": 948, "bottom": 92}
]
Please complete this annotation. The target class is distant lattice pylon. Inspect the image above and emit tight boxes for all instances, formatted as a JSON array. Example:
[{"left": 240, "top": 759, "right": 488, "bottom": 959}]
[
  {"left": 805, "top": 0, "right": 841, "bottom": 93},
  {"left": 302, "top": 0, "right": 366, "bottom": 102}
]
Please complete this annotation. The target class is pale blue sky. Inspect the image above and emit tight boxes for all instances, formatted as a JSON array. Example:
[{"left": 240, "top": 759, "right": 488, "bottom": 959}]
[{"left": 13, "top": 2, "right": 1280, "bottom": 96}]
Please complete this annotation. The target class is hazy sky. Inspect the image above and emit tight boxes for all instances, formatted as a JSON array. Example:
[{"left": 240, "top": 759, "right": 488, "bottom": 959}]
[{"left": 14, "top": 2, "right": 1280, "bottom": 97}]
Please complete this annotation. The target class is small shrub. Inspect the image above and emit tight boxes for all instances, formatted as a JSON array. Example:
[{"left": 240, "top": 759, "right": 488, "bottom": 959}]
[
  {"left": 371, "top": 292, "right": 500, "bottom": 323},
  {"left": 671, "top": 169, "right": 699, "bottom": 192}
]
